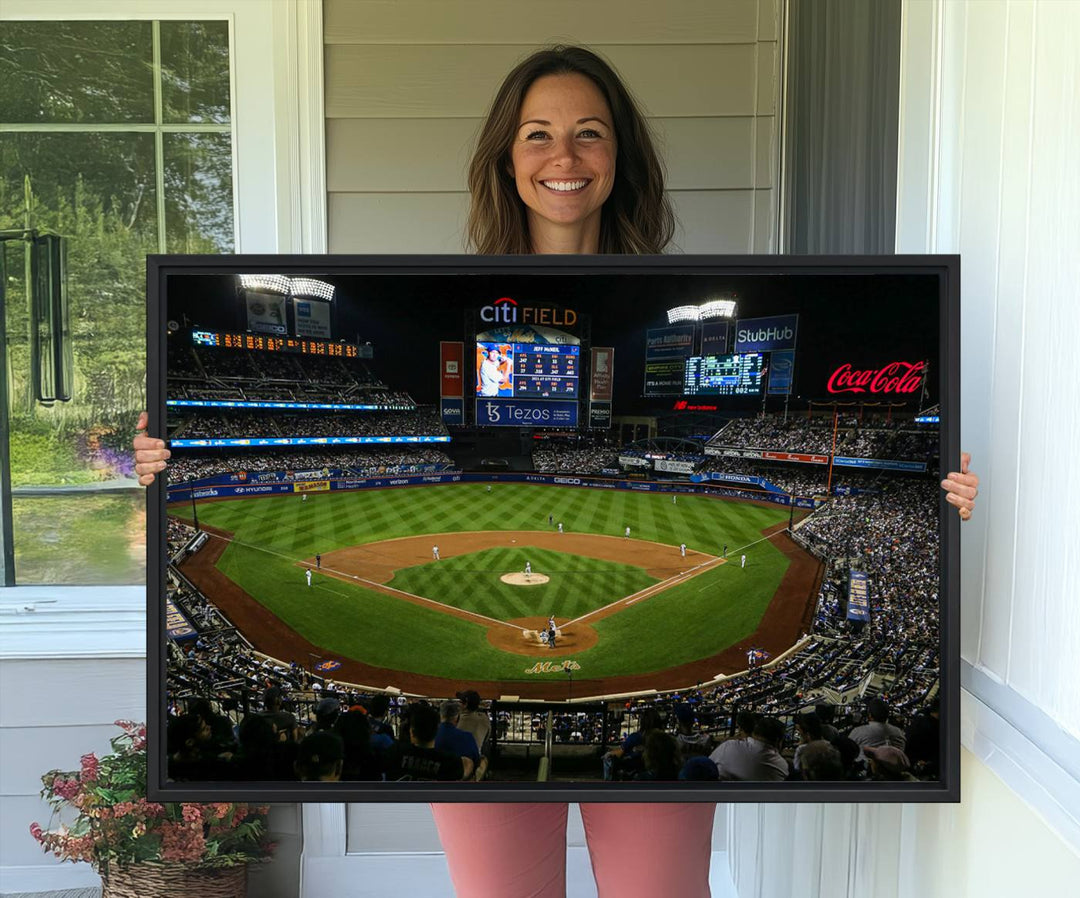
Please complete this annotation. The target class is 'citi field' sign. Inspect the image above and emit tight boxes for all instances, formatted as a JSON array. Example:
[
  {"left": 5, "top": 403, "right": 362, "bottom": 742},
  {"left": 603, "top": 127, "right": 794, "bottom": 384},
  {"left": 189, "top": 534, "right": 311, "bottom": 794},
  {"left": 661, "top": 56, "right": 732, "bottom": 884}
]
[
  {"left": 481, "top": 297, "right": 577, "bottom": 327},
  {"left": 826, "top": 360, "right": 925, "bottom": 394}
]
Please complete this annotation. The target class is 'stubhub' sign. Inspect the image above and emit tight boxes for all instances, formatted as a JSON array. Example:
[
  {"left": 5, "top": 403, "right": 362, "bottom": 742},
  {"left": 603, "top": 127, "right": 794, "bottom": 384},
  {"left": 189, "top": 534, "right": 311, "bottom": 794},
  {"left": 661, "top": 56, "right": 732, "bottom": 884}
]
[{"left": 480, "top": 297, "right": 577, "bottom": 327}]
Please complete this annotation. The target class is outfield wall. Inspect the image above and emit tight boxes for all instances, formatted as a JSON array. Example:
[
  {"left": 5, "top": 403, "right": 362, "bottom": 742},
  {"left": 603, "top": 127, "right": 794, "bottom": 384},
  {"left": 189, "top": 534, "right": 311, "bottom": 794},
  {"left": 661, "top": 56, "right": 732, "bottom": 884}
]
[{"left": 166, "top": 471, "right": 822, "bottom": 509}]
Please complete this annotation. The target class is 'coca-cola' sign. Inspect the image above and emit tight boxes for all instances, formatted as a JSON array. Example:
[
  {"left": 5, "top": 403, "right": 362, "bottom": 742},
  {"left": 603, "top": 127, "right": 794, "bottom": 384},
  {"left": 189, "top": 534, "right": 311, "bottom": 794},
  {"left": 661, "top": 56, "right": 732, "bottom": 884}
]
[{"left": 827, "top": 361, "right": 925, "bottom": 394}]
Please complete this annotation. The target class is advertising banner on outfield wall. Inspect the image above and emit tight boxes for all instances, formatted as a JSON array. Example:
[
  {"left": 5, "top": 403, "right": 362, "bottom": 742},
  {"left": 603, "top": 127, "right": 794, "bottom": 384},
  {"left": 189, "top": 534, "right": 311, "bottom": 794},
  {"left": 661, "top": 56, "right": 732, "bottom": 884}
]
[
  {"left": 440, "top": 341, "right": 465, "bottom": 398},
  {"left": 654, "top": 458, "right": 696, "bottom": 474},
  {"left": 762, "top": 450, "right": 829, "bottom": 464},
  {"left": 619, "top": 455, "right": 651, "bottom": 467},
  {"left": 847, "top": 570, "right": 872, "bottom": 622},
  {"left": 833, "top": 456, "right": 928, "bottom": 472},
  {"left": 293, "top": 480, "right": 330, "bottom": 493},
  {"left": 590, "top": 347, "right": 614, "bottom": 401},
  {"left": 705, "top": 446, "right": 764, "bottom": 459}
]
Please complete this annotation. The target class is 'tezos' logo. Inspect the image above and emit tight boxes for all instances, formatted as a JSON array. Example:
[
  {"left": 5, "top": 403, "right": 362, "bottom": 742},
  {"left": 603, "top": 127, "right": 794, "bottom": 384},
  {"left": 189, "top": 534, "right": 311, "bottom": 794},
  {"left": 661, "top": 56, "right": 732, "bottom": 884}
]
[
  {"left": 484, "top": 401, "right": 501, "bottom": 423},
  {"left": 827, "top": 360, "right": 925, "bottom": 394},
  {"left": 480, "top": 297, "right": 577, "bottom": 326}
]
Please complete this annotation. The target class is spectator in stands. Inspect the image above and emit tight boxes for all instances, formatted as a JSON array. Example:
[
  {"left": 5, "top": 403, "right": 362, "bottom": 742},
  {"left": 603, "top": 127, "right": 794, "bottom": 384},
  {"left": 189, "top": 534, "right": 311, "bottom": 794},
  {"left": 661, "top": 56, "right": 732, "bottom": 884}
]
[
  {"left": 798, "top": 740, "right": 845, "bottom": 781},
  {"left": 863, "top": 745, "right": 918, "bottom": 783},
  {"left": 849, "top": 698, "right": 907, "bottom": 753},
  {"left": 314, "top": 696, "right": 341, "bottom": 732},
  {"left": 233, "top": 712, "right": 296, "bottom": 781},
  {"left": 257, "top": 686, "right": 298, "bottom": 742},
  {"left": 735, "top": 710, "right": 759, "bottom": 741},
  {"left": 167, "top": 713, "right": 233, "bottom": 781},
  {"left": 679, "top": 756, "right": 720, "bottom": 781},
  {"left": 709, "top": 716, "right": 789, "bottom": 782},
  {"left": 435, "top": 700, "right": 482, "bottom": 767},
  {"left": 334, "top": 710, "right": 383, "bottom": 781},
  {"left": 792, "top": 712, "right": 824, "bottom": 774},
  {"left": 904, "top": 693, "right": 941, "bottom": 778},
  {"left": 455, "top": 689, "right": 491, "bottom": 756},
  {"left": 673, "top": 704, "right": 713, "bottom": 762},
  {"left": 636, "top": 730, "right": 682, "bottom": 781},
  {"left": 295, "top": 731, "right": 345, "bottom": 782},
  {"left": 603, "top": 708, "right": 663, "bottom": 780},
  {"left": 387, "top": 702, "right": 474, "bottom": 781},
  {"left": 815, "top": 704, "right": 840, "bottom": 741}
]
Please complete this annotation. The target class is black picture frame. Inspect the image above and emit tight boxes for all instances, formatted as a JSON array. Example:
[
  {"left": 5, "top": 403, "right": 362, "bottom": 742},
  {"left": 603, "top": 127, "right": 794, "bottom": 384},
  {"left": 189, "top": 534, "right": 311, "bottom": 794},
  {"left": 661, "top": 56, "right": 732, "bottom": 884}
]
[{"left": 147, "top": 253, "right": 960, "bottom": 803}]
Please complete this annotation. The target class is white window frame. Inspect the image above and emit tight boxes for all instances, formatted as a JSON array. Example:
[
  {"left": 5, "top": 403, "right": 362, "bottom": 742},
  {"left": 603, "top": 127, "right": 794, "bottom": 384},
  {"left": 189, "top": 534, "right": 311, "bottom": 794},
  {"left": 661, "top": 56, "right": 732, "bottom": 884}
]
[{"left": 0, "top": 0, "right": 326, "bottom": 654}]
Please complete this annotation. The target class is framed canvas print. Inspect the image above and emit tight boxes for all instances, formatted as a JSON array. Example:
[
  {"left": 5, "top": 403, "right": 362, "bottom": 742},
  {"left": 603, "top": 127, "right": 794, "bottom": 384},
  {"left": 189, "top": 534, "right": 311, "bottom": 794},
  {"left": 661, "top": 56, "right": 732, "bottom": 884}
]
[{"left": 147, "top": 254, "right": 960, "bottom": 802}]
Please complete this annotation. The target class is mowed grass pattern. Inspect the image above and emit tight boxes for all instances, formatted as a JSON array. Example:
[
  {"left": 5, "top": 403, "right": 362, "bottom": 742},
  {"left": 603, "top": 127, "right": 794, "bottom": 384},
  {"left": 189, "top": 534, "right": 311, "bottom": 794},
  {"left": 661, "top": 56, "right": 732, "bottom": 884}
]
[
  {"left": 389, "top": 547, "right": 658, "bottom": 621},
  {"left": 179, "top": 484, "right": 792, "bottom": 682}
]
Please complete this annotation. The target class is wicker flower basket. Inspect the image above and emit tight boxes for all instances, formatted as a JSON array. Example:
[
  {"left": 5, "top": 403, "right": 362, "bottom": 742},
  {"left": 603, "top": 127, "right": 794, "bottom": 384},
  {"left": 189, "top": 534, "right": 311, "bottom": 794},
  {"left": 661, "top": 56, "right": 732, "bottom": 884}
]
[{"left": 101, "top": 863, "right": 247, "bottom": 898}]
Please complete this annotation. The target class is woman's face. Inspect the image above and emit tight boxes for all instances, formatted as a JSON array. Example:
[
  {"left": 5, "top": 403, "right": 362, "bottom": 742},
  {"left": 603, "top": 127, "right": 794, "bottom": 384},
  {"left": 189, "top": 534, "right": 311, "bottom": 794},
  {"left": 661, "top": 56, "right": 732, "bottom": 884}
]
[{"left": 509, "top": 73, "right": 616, "bottom": 239}]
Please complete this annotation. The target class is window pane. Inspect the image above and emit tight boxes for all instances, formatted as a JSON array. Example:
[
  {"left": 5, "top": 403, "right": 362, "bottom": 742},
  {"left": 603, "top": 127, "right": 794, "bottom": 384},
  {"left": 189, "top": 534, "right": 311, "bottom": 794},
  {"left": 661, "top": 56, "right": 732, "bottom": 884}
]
[
  {"left": 164, "top": 133, "right": 235, "bottom": 253},
  {"left": 11, "top": 492, "right": 146, "bottom": 585},
  {"left": 0, "top": 22, "right": 154, "bottom": 124},
  {"left": 160, "top": 21, "right": 232, "bottom": 124}
]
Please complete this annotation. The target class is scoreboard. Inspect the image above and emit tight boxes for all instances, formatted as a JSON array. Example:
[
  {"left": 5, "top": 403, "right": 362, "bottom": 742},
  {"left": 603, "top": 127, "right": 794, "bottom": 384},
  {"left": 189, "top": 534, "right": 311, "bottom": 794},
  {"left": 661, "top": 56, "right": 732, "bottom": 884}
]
[
  {"left": 512, "top": 345, "right": 579, "bottom": 398},
  {"left": 477, "top": 342, "right": 580, "bottom": 399},
  {"left": 191, "top": 330, "right": 364, "bottom": 359},
  {"left": 684, "top": 352, "right": 765, "bottom": 396}
]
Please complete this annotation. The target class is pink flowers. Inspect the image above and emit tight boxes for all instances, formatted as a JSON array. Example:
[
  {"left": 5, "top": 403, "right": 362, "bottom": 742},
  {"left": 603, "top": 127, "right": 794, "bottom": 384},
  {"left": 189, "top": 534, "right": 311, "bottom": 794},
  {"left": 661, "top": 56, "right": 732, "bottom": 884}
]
[
  {"left": 30, "top": 721, "right": 273, "bottom": 872},
  {"left": 52, "top": 778, "right": 80, "bottom": 801},
  {"left": 79, "top": 753, "right": 100, "bottom": 782},
  {"left": 160, "top": 821, "right": 207, "bottom": 864}
]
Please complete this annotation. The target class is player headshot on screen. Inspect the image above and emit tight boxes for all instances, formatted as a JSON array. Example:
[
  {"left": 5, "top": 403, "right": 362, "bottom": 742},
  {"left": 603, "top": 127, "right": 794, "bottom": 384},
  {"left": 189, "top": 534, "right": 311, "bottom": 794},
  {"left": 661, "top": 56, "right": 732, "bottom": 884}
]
[
  {"left": 133, "top": 43, "right": 981, "bottom": 898},
  {"left": 478, "top": 346, "right": 510, "bottom": 396}
]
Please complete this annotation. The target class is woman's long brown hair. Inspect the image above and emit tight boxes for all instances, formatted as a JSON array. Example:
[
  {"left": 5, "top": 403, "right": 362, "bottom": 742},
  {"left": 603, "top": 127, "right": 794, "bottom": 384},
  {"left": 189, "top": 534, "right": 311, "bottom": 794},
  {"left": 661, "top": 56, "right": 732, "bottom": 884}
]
[{"left": 466, "top": 46, "right": 675, "bottom": 255}]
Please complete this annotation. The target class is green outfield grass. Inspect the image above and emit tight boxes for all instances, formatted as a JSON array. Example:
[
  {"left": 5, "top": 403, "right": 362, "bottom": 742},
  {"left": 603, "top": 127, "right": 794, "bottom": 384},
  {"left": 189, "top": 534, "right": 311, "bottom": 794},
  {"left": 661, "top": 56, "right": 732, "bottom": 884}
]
[{"left": 177, "top": 483, "right": 794, "bottom": 683}]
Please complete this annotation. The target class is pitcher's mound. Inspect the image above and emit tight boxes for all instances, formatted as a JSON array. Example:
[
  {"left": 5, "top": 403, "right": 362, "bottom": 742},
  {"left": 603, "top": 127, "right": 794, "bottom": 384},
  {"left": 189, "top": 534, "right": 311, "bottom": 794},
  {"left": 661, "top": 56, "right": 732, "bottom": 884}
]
[{"left": 500, "top": 572, "right": 550, "bottom": 586}]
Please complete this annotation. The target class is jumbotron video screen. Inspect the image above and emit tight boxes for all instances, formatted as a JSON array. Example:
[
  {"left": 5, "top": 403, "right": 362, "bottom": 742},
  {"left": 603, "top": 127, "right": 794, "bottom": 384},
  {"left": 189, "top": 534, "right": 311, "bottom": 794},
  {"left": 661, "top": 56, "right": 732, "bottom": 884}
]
[{"left": 151, "top": 257, "right": 958, "bottom": 800}]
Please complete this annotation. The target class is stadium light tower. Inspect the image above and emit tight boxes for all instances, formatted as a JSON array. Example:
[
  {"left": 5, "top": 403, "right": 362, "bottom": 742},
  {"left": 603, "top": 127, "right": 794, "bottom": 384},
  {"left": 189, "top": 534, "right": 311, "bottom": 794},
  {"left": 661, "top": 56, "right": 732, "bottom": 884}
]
[
  {"left": 698, "top": 298, "right": 737, "bottom": 320},
  {"left": 666, "top": 305, "right": 700, "bottom": 324},
  {"left": 290, "top": 278, "right": 336, "bottom": 301},
  {"left": 238, "top": 274, "right": 290, "bottom": 295}
]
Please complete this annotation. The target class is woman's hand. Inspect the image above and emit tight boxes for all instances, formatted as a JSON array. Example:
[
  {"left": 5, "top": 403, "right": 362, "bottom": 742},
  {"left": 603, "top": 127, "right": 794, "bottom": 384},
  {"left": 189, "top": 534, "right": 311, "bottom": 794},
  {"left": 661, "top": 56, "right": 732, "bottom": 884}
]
[
  {"left": 133, "top": 411, "right": 170, "bottom": 486},
  {"left": 941, "top": 452, "right": 979, "bottom": 521}
]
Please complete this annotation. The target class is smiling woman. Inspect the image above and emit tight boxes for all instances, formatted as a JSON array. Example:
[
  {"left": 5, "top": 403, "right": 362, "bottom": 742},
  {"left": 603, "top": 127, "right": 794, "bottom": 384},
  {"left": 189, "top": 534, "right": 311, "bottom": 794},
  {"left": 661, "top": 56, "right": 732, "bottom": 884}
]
[{"left": 465, "top": 45, "right": 674, "bottom": 255}]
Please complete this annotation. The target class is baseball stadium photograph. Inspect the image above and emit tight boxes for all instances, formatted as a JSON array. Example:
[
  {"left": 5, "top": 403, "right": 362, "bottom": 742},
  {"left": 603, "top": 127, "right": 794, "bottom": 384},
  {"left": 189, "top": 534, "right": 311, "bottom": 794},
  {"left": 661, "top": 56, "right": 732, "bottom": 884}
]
[{"left": 158, "top": 261, "right": 948, "bottom": 789}]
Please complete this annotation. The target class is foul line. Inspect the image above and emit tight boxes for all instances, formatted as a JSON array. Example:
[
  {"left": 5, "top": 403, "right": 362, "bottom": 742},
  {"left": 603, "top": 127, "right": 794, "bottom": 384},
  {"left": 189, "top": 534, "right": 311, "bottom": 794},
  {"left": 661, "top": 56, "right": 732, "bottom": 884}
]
[
  {"left": 565, "top": 556, "right": 724, "bottom": 626},
  {"left": 696, "top": 527, "right": 792, "bottom": 592},
  {"left": 198, "top": 530, "right": 521, "bottom": 632}
]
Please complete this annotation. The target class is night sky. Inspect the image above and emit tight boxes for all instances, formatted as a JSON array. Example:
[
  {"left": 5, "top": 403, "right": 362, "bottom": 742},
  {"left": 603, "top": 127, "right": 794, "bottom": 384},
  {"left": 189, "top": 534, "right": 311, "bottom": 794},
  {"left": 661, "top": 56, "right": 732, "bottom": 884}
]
[{"left": 163, "top": 266, "right": 943, "bottom": 417}]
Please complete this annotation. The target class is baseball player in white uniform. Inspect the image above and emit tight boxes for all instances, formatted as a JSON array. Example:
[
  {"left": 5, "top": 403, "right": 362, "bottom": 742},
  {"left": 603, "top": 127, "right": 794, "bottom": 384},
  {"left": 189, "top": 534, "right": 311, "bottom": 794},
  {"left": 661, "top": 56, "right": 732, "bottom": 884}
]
[
  {"left": 741, "top": 554, "right": 746, "bottom": 569},
  {"left": 624, "top": 526, "right": 631, "bottom": 538},
  {"left": 305, "top": 568, "right": 312, "bottom": 587},
  {"left": 680, "top": 543, "right": 687, "bottom": 557},
  {"left": 433, "top": 545, "right": 440, "bottom": 561},
  {"left": 525, "top": 561, "right": 532, "bottom": 580}
]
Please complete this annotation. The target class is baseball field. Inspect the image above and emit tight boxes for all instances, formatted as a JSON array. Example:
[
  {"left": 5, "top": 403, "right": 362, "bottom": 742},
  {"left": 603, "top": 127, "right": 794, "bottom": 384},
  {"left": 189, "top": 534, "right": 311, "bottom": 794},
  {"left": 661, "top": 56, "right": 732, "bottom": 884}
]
[{"left": 173, "top": 483, "right": 822, "bottom": 698}]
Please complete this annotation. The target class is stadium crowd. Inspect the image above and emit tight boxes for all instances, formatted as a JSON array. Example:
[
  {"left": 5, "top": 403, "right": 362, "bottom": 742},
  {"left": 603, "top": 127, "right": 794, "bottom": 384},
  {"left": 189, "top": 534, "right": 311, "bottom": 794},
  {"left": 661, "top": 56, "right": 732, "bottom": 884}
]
[
  {"left": 166, "top": 448, "right": 457, "bottom": 483},
  {"left": 707, "top": 413, "right": 938, "bottom": 461},
  {"left": 170, "top": 408, "right": 448, "bottom": 440}
]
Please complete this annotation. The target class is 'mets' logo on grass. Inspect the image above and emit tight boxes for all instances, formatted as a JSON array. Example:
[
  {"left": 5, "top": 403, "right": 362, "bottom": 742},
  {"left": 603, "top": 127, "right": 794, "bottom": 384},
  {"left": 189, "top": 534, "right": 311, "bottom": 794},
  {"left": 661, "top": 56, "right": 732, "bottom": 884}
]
[{"left": 480, "top": 297, "right": 577, "bottom": 327}]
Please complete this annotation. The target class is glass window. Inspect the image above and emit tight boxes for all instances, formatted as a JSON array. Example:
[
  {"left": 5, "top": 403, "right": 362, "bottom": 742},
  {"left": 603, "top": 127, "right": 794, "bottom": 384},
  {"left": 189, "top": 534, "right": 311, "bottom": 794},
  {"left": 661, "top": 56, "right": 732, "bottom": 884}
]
[{"left": 0, "top": 20, "right": 234, "bottom": 585}]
